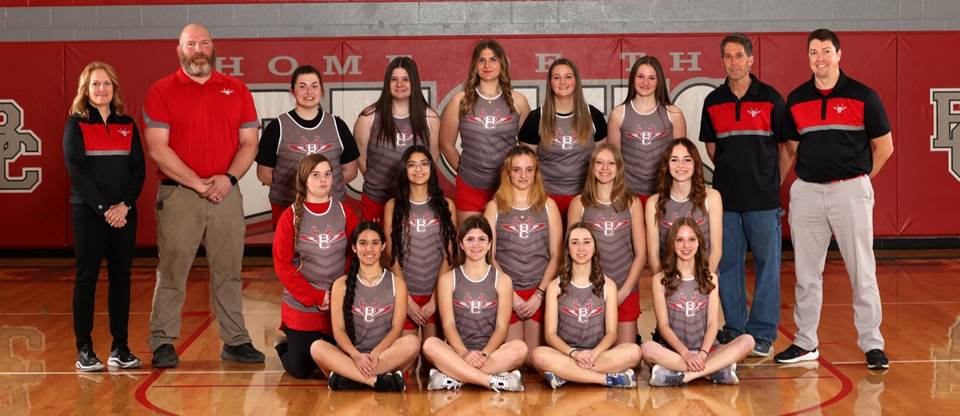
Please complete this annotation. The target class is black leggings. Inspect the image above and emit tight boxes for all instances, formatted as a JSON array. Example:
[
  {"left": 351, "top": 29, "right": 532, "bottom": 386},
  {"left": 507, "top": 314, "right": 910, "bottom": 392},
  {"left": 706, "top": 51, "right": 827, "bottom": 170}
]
[
  {"left": 277, "top": 327, "right": 335, "bottom": 379},
  {"left": 71, "top": 204, "right": 137, "bottom": 351}
]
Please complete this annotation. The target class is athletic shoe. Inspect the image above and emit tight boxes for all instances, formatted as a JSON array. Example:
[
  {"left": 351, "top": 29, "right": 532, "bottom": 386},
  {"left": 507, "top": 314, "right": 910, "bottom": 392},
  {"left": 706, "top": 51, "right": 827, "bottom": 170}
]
[
  {"left": 710, "top": 363, "right": 740, "bottom": 385},
  {"left": 716, "top": 329, "right": 736, "bottom": 345},
  {"left": 374, "top": 370, "right": 406, "bottom": 392},
  {"left": 328, "top": 372, "right": 365, "bottom": 390},
  {"left": 151, "top": 344, "right": 179, "bottom": 368},
  {"left": 489, "top": 370, "right": 524, "bottom": 392},
  {"left": 221, "top": 343, "right": 265, "bottom": 363},
  {"left": 427, "top": 368, "right": 462, "bottom": 391},
  {"left": 774, "top": 344, "right": 819, "bottom": 364},
  {"left": 649, "top": 364, "right": 685, "bottom": 387},
  {"left": 76, "top": 344, "right": 104, "bottom": 372},
  {"left": 865, "top": 349, "right": 890, "bottom": 370},
  {"left": 605, "top": 368, "right": 637, "bottom": 388},
  {"left": 108, "top": 346, "right": 142, "bottom": 369},
  {"left": 750, "top": 339, "right": 772, "bottom": 357},
  {"left": 543, "top": 371, "right": 567, "bottom": 389}
]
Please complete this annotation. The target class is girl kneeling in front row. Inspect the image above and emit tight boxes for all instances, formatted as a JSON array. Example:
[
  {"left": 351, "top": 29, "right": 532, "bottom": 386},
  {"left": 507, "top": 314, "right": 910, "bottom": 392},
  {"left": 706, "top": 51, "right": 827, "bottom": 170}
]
[
  {"left": 531, "top": 223, "right": 642, "bottom": 388},
  {"left": 311, "top": 222, "right": 420, "bottom": 391},
  {"left": 422, "top": 215, "right": 528, "bottom": 392},
  {"left": 642, "top": 218, "right": 754, "bottom": 386}
]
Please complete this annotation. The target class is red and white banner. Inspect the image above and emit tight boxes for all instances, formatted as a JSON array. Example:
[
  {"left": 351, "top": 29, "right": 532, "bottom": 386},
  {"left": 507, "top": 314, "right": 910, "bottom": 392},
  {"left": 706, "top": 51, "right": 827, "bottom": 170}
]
[{"left": 0, "top": 32, "right": 956, "bottom": 247}]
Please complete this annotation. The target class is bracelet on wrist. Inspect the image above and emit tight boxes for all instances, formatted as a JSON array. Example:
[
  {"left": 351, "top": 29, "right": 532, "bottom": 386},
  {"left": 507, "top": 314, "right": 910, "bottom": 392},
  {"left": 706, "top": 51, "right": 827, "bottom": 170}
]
[
  {"left": 568, "top": 348, "right": 578, "bottom": 358},
  {"left": 698, "top": 349, "right": 709, "bottom": 355}
]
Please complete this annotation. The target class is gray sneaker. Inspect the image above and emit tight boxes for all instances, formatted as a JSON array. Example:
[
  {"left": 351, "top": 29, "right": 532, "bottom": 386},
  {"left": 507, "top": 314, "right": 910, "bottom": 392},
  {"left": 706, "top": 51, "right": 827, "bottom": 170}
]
[
  {"left": 544, "top": 371, "right": 567, "bottom": 389},
  {"left": 710, "top": 363, "right": 740, "bottom": 385},
  {"left": 649, "top": 364, "right": 685, "bottom": 387},
  {"left": 427, "top": 368, "right": 462, "bottom": 391},
  {"left": 489, "top": 370, "right": 524, "bottom": 392},
  {"left": 605, "top": 368, "right": 637, "bottom": 388}
]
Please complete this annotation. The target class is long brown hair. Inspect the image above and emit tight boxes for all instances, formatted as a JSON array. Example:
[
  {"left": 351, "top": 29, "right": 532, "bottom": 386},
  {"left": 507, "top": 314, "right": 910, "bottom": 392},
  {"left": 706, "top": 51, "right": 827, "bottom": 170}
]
[
  {"left": 390, "top": 145, "right": 457, "bottom": 269},
  {"left": 291, "top": 154, "right": 333, "bottom": 262},
  {"left": 654, "top": 138, "right": 707, "bottom": 223},
  {"left": 70, "top": 61, "right": 126, "bottom": 119},
  {"left": 539, "top": 58, "right": 592, "bottom": 146},
  {"left": 660, "top": 217, "right": 714, "bottom": 296},
  {"left": 623, "top": 56, "right": 671, "bottom": 108},
  {"left": 360, "top": 57, "right": 433, "bottom": 148},
  {"left": 493, "top": 146, "right": 547, "bottom": 214},
  {"left": 459, "top": 39, "right": 516, "bottom": 118},
  {"left": 558, "top": 223, "right": 604, "bottom": 298},
  {"left": 456, "top": 215, "right": 493, "bottom": 265},
  {"left": 580, "top": 143, "right": 632, "bottom": 212}
]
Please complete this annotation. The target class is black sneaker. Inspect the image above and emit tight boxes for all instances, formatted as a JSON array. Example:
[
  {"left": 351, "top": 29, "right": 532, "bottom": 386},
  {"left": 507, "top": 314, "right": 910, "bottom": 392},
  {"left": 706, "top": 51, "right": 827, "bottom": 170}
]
[
  {"left": 221, "top": 343, "right": 266, "bottom": 363},
  {"left": 328, "top": 372, "right": 365, "bottom": 390},
  {"left": 108, "top": 346, "right": 142, "bottom": 369},
  {"left": 774, "top": 344, "right": 819, "bottom": 364},
  {"left": 76, "top": 344, "right": 104, "bottom": 372},
  {"left": 865, "top": 349, "right": 889, "bottom": 370},
  {"left": 151, "top": 344, "right": 179, "bottom": 368},
  {"left": 716, "top": 329, "right": 736, "bottom": 345},
  {"left": 375, "top": 371, "right": 406, "bottom": 392}
]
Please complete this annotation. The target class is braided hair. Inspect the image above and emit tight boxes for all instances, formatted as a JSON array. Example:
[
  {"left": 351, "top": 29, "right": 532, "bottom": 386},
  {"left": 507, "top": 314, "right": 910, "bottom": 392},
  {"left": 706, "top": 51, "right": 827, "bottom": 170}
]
[
  {"left": 390, "top": 145, "right": 457, "bottom": 270},
  {"left": 342, "top": 221, "right": 387, "bottom": 344},
  {"left": 291, "top": 154, "right": 332, "bottom": 266}
]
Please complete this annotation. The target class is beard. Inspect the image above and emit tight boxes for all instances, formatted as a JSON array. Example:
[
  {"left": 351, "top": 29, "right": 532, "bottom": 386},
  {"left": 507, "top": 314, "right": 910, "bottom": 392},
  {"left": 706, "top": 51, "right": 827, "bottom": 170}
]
[{"left": 179, "top": 48, "right": 216, "bottom": 77}]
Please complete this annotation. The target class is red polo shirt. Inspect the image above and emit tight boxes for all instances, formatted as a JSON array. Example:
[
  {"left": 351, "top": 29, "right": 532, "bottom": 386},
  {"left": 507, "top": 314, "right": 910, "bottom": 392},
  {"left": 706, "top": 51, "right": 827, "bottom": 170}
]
[{"left": 143, "top": 67, "right": 259, "bottom": 178}]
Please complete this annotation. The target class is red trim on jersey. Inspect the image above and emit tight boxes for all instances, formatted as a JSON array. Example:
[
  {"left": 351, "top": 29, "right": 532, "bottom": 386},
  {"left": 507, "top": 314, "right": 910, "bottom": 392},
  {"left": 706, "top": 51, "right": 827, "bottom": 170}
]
[
  {"left": 706, "top": 101, "right": 774, "bottom": 136},
  {"left": 78, "top": 122, "right": 135, "bottom": 153},
  {"left": 789, "top": 97, "right": 865, "bottom": 132}
]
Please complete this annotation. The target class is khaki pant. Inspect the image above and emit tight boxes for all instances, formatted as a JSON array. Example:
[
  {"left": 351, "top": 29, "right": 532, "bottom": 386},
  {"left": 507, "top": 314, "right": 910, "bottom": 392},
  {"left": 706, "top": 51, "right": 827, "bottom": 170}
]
[
  {"left": 148, "top": 184, "right": 251, "bottom": 350},
  {"left": 788, "top": 175, "right": 884, "bottom": 353}
]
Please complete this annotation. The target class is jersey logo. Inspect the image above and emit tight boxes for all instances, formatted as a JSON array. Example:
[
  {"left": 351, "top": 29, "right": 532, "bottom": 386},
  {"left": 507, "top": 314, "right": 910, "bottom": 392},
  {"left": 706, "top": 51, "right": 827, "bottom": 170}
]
[
  {"left": 667, "top": 292, "right": 708, "bottom": 318},
  {"left": 552, "top": 128, "right": 576, "bottom": 150},
  {"left": 746, "top": 108, "right": 762, "bottom": 118},
  {"left": 289, "top": 136, "right": 335, "bottom": 155},
  {"left": 453, "top": 293, "right": 497, "bottom": 314},
  {"left": 396, "top": 125, "right": 415, "bottom": 147},
  {"left": 466, "top": 109, "right": 514, "bottom": 130},
  {"left": 833, "top": 104, "right": 847, "bottom": 114},
  {"left": 220, "top": 88, "right": 234, "bottom": 96},
  {"left": 929, "top": 88, "right": 960, "bottom": 182},
  {"left": 353, "top": 297, "right": 393, "bottom": 322},
  {"left": 299, "top": 225, "right": 346, "bottom": 249},
  {"left": 592, "top": 214, "right": 630, "bottom": 237},
  {"left": 625, "top": 124, "right": 669, "bottom": 145},
  {"left": 561, "top": 299, "right": 604, "bottom": 323},
  {"left": 500, "top": 215, "right": 546, "bottom": 239},
  {"left": 0, "top": 100, "right": 42, "bottom": 193},
  {"left": 117, "top": 128, "right": 131, "bottom": 137},
  {"left": 409, "top": 214, "right": 439, "bottom": 233}
]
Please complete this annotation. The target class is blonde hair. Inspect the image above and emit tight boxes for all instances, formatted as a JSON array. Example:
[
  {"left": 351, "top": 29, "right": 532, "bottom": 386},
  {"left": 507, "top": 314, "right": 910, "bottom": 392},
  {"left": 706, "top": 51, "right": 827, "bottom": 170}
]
[
  {"left": 539, "top": 58, "right": 592, "bottom": 147},
  {"left": 581, "top": 143, "right": 632, "bottom": 212},
  {"left": 493, "top": 146, "right": 547, "bottom": 214},
  {"left": 69, "top": 61, "right": 125, "bottom": 119}
]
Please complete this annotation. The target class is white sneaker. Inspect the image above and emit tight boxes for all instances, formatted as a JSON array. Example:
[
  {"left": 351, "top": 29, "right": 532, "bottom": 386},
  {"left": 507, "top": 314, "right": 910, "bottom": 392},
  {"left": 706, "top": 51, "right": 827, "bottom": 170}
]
[
  {"left": 427, "top": 368, "right": 462, "bottom": 391},
  {"left": 489, "top": 370, "right": 524, "bottom": 392}
]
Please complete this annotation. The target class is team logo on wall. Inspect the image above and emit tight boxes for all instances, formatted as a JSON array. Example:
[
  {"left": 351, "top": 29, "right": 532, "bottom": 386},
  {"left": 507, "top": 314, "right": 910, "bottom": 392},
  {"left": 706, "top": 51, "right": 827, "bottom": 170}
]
[
  {"left": 0, "top": 100, "right": 41, "bottom": 193},
  {"left": 930, "top": 88, "right": 960, "bottom": 181}
]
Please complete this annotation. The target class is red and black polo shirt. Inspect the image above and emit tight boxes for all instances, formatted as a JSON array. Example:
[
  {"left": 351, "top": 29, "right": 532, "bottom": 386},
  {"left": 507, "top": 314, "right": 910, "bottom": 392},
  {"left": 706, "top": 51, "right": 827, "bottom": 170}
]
[
  {"left": 785, "top": 71, "right": 891, "bottom": 183},
  {"left": 700, "top": 74, "right": 788, "bottom": 212}
]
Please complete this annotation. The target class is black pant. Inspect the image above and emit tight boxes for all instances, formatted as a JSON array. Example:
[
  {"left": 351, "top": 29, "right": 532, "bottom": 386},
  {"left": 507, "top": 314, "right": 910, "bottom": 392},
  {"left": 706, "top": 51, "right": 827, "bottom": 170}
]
[
  {"left": 277, "top": 327, "right": 334, "bottom": 379},
  {"left": 72, "top": 204, "right": 137, "bottom": 351}
]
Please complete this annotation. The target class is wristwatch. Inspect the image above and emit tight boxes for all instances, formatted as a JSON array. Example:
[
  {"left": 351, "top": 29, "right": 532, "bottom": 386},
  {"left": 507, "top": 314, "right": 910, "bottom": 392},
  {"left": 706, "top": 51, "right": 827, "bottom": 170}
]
[{"left": 224, "top": 173, "right": 238, "bottom": 186}]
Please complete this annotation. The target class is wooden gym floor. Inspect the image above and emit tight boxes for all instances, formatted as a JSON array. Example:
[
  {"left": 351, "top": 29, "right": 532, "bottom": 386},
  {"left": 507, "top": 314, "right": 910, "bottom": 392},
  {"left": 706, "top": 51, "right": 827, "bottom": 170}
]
[{"left": 1, "top": 251, "right": 959, "bottom": 415}]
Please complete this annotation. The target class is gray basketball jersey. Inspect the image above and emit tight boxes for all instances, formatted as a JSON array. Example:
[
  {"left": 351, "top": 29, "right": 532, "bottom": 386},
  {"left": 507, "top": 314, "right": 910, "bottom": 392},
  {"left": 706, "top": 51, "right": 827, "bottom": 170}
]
[
  {"left": 458, "top": 92, "right": 520, "bottom": 190},
  {"left": 557, "top": 282, "right": 607, "bottom": 349},
  {"left": 452, "top": 265, "right": 500, "bottom": 351},
  {"left": 581, "top": 203, "right": 634, "bottom": 289},
  {"left": 284, "top": 201, "right": 349, "bottom": 313},
  {"left": 665, "top": 277, "right": 711, "bottom": 351},
  {"left": 619, "top": 104, "right": 674, "bottom": 196},
  {"left": 537, "top": 114, "right": 595, "bottom": 196},
  {"left": 271, "top": 112, "right": 346, "bottom": 206},
  {"left": 401, "top": 200, "right": 445, "bottom": 296},
  {"left": 351, "top": 270, "right": 396, "bottom": 353},
  {"left": 362, "top": 115, "right": 416, "bottom": 204},
  {"left": 658, "top": 196, "right": 710, "bottom": 258},
  {"left": 494, "top": 206, "right": 550, "bottom": 290}
]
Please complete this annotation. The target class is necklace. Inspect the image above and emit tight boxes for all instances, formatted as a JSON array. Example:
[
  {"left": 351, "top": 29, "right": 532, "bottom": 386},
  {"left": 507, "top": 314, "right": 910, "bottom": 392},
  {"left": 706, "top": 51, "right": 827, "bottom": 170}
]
[{"left": 476, "top": 88, "right": 501, "bottom": 104}]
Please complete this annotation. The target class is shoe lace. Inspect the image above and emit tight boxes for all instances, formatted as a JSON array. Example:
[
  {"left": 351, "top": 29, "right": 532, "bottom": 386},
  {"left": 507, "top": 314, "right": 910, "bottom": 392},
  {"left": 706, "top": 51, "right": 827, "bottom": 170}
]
[
  {"left": 666, "top": 370, "right": 685, "bottom": 386},
  {"left": 490, "top": 374, "right": 508, "bottom": 393}
]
